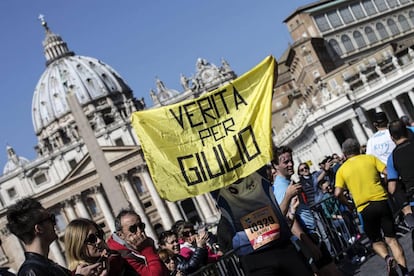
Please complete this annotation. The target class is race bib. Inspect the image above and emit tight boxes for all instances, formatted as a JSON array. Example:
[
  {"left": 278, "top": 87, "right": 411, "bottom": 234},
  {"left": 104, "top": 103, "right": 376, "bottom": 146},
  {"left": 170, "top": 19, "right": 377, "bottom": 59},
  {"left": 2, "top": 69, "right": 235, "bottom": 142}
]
[{"left": 240, "top": 205, "right": 280, "bottom": 250}]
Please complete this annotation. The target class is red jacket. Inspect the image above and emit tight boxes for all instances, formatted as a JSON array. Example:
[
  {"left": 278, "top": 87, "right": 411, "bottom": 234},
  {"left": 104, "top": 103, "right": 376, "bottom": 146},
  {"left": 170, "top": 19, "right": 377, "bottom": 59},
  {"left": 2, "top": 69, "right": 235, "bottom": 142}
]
[{"left": 107, "top": 234, "right": 168, "bottom": 276}]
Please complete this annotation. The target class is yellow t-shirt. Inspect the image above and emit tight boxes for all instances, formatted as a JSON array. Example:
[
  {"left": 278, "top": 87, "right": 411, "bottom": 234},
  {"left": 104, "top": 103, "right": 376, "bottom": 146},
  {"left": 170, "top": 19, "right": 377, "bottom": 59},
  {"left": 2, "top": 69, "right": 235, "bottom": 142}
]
[{"left": 335, "top": 154, "right": 387, "bottom": 212}]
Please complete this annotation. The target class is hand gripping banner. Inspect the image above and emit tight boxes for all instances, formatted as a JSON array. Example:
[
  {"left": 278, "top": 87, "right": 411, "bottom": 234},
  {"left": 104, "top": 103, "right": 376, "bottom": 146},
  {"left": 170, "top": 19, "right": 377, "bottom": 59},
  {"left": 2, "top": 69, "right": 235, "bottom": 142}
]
[{"left": 131, "top": 56, "right": 277, "bottom": 201}]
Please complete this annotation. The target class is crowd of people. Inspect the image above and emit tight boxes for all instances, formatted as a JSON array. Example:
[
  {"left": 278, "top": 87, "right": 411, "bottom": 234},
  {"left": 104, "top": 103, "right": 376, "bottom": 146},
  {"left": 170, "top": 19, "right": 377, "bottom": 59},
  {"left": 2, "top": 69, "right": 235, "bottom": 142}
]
[
  {"left": 5, "top": 198, "right": 223, "bottom": 276},
  {"left": 4, "top": 111, "right": 414, "bottom": 276}
]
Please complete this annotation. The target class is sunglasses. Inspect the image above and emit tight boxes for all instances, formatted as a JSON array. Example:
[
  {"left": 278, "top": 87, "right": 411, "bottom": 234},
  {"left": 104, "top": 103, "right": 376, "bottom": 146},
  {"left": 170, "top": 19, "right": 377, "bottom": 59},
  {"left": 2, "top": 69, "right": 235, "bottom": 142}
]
[
  {"left": 166, "top": 239, "right": 179, "bottom": 245},
  {"left": 37, "top": 213, "right": 56, "bottom": 225},
  {"left": 182, "top": 230, "right": 196, "bottom": 237},
  {"left": 128, "top": 222, "right": 145, "bottom": 234},
  {"left": 163, "top": 257, "right": 174, "bottom": 264},
  {"left": 299, "top": 167, "right": 309, "bottom": 172},
  {"left": 84, "top": 229, "right": 105, "bottom": 244}
]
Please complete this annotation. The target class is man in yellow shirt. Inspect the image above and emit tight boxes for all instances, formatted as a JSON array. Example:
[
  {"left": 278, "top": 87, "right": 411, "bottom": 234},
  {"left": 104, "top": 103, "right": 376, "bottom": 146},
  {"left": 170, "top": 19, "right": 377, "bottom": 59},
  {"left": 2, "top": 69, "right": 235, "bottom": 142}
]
[{"left": 335, "top": 138, "right": 408, "bottom": 276}]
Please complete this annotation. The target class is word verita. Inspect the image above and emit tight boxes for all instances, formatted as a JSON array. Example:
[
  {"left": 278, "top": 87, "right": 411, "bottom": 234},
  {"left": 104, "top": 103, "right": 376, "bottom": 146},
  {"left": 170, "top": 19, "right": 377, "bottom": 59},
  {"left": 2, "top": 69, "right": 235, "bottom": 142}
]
[{"left": 169, "top": 85, "right": 248, "bottom": 130}]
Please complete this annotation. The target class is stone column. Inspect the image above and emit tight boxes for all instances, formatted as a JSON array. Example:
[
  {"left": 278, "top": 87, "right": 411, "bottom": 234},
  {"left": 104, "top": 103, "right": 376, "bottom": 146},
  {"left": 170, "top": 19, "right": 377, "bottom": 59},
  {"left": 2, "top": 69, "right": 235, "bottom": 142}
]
[
  {"left": 407, "top": 91, "right": 414, "bottom": 108},
  {"left": 362, "top": 123, "right": 374, "bottom": 138},
  {"left": 392, "top": 98, "right": 405, "bottom": 118},
  {"left": 119, "top": 174, "right": 157, "bottom": 239},
  {"left": 315, "top": 133, "right": 332, "bottom": 156},
  {"left": 64, "top": 200, "right": 77, "bottom": 221},
  {"left": 50, "top": 241, "right": 66, "bottom": 267},
  {"left": 351, "top": 117, "right": 368, "bottom": 145},
  {"left": 324, "top": 130, "right": 342, "bottom": 154},
  {"left": 165, "top": 201, "right": 184, "bottom": 223},
  {"left": 93, "top": 186, "right": 115, "bottom": 232},
  {"left": 73, "top": 195, "right": 91, "bottom": 219},
  {"left": 191, "top": 197, "right": 205, "bottom": 222},
  {"left": 205, "top": 194, "right": 219, "bottom": 218},
  {"left": 311, "top": 139, "right": 324, "bottom": 167},
  {"left": 195, "top": 194, "right": 214, "bottom": 223},
  {"left": 141, "top": 167, "right": 173, "bottom": 229}
]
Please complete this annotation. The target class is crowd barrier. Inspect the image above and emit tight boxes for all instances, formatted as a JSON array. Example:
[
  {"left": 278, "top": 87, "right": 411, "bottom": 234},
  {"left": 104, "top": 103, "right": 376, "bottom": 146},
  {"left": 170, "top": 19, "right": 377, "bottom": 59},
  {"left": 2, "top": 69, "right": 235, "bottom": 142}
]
[
  {"left": 309, "top": 195, "right": 363, "bottom": 258},
  {"left": 188, "top": 195, "right": 364, "bottom": 275},
  {"left": 188, "top": 250, "right": 245, "bottom": 276}
]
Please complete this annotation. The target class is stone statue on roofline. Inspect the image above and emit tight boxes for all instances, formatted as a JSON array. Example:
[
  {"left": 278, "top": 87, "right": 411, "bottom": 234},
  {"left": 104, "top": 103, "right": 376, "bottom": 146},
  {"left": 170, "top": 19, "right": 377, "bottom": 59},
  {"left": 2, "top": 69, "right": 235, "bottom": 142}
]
[{"left": 180, "top": 73, "right": 189, "bottom": 91}]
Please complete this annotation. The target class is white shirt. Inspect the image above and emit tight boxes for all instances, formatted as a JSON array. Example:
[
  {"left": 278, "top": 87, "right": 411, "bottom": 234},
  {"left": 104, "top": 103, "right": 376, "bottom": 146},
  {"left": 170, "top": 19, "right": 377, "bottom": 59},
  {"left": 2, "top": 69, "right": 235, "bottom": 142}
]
[{"left": 366, "top": 129, "right": 395, "bottom": 164}]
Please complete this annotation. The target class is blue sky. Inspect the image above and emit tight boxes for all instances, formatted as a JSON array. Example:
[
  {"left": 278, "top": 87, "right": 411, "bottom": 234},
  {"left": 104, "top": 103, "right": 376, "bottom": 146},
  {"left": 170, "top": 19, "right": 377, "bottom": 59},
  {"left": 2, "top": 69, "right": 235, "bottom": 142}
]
[{"left": 0, "top": 0, "right": 311, "bottom": 170}]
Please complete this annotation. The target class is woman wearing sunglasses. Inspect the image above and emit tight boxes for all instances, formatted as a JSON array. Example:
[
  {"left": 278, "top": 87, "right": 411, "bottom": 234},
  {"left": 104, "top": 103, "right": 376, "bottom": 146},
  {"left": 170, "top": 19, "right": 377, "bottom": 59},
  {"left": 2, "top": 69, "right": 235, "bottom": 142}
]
[
  {"left": 64, "top": 218, "right": 137, "bottom": 276},
  {"left": 157, "top": 249, "right": 183, "bottom": 276}
]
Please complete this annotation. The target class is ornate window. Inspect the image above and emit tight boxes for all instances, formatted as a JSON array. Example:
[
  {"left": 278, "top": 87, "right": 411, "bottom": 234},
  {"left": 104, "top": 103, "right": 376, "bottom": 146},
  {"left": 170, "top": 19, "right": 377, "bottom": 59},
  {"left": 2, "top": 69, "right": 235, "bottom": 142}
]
[
  {"left": 154, "top": 223, "right": 164, "bottom": 238},
  {"left": 374, "top": 0, "right": 388, "bottom": 11},
  {"left": 86, "top": 197, "right": 100, "bottom": 216},
  {"left": 143, "top": 201, "right": 153, "bottom": 209},
  {"left": 339, "top": 7, "right": 354, "bottom": 24},
  {"left": 353, "top": 31, "right": 367, "bottom": 48},
  {"left": 68, "top": 159, "right": 77, "bottom": 170},
  {"left": 52, "top": 209, "right": 67, "bottom": 232},
  {"left": 362, "top": 0, "right": 377, "bottom": 16},
  {"left": 34, "top": 174, "right": 47, "bottom": 185},
  {"left": 398, "top": 15, "right": 410, "bottom": 32},
  {"left": 327, "top": 11, "right": 343, "bottom": 28},
  {"left": 329, "top": 39, "right": 343, "bottom": 56},
  {"left": 365, "top": 26, "right": 378, "bottom": 43},
  {"left": 114, "top": 138, "right": 124, "bottom": 146},
  {"left": 341, "top": 35, "right": 355, "bottom": 52},
  {"left": 387, "top": 18, "right": 400, "bottom": 36},
  {"left": 351, "top": 3, "right": 366, "bottom": 19},
  {"left": 376, "top": 22, "right": 389, "bottom": 39},
  {"left": 315, "top": 14, "right": 331, "bottom": 32},
  {"left": 386, "top": 0, "right": 398, "bottom": 8},
  {"left": 179, "top": 199, "right": 201, "bottom": 224},
  {"left": 133, "top": 176, "right": 146, "bottom": 194},
  {"left": 6, "top": 188, "right": 17, "bottom": 199},
  {"left": 410, "top": 11, "right": 414, "bottom": 25},
  {"left": 30, "top": 168, "right": 50, "bottom": 186}
]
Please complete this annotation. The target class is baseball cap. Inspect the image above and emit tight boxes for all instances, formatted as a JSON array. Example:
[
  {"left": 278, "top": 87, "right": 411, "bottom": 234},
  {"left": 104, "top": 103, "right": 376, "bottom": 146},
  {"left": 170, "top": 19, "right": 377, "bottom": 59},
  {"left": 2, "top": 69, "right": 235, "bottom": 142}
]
[{"left": 374, "top": 112, "right": 388, "bottom": 123}]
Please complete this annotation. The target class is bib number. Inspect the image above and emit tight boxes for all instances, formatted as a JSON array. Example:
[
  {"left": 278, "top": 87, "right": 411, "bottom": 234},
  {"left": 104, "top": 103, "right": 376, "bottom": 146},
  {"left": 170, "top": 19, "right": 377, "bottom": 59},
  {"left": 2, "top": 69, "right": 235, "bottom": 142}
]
[{"left": 240, "top": 205, "right": 280, "bottom": 250}]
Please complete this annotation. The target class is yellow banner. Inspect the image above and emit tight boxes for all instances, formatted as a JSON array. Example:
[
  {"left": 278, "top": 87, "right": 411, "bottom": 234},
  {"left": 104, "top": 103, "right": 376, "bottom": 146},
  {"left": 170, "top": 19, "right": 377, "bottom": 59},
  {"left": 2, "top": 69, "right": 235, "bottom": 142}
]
[{"left": 131, "top": 56, "right": 276, "bottom": 201}]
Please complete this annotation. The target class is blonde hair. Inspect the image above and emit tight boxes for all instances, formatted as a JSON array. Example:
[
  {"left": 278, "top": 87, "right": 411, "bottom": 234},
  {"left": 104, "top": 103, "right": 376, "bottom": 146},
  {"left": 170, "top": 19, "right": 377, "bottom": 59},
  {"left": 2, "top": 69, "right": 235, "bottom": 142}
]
[
  {"left": 64, "top": 218, "right": 100, "bottom": 270},
  {"left": 158, "top": 248, "right": 174, "bottom": 262}
]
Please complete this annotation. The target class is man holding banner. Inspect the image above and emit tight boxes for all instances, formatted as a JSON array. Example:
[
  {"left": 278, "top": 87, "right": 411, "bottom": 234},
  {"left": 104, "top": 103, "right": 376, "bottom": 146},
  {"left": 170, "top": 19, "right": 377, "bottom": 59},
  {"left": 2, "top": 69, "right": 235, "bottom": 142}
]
[
  {"left": 131, "top": 56, "right": 275, "bottom": 202},
  {"left": 131, "top": 56, "right": 314, "bottom": 275},
  {"left": 213, "top": 168, "right": 314, "bottom": 275}
]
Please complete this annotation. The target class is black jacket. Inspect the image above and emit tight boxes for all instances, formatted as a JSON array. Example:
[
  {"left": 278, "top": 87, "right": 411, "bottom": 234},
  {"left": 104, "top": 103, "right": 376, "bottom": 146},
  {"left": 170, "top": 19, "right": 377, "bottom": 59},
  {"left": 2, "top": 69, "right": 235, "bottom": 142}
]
[
  {"left": 175, "top": 247, "right": 207, "bottom": 275},
  {"left": 18, "top": 252, "right": 71, "bottom": 276}
]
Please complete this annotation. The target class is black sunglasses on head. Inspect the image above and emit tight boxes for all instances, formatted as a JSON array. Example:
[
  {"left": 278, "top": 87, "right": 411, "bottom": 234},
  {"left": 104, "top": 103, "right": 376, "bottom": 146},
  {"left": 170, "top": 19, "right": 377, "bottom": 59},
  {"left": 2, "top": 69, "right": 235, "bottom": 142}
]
[
  {"left": 128, "top": 222, "right": 145, "bottom": 234},
  {"left": 84, "top": 229, "right": 105, "bottom": 244},
  {"left": 182, "top": 229, "right": 196, "bottom": 237},
  {"left": 37, "top": 213, "right": 56, "bottom": 225}
]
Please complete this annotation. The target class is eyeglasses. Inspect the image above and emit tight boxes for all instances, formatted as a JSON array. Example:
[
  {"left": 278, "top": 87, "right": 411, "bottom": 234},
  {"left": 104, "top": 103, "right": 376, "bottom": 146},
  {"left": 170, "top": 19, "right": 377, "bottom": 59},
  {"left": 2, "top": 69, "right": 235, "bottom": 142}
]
[
  {"left": 128, "top": 222, "right": 145, "bottom": 234},
  {"left": 299, "top": 167, "right": 309, "bottom": 172},
  {"left": 37, "top": 213, "right": 56, "bottom": 225},
  {"left": 182, "top": 230, "right": 196, "bottom": 237},
  {"left": 163, "top": 257, "right": 174, "bottom": 264},
  {"left": 84, "top": 229, "right": 105, "bottom": 244}
]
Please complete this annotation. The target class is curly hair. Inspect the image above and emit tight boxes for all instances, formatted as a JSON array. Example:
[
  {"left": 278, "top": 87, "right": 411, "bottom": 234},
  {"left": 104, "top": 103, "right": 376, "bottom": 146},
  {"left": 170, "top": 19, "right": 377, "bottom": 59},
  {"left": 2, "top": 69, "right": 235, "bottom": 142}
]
[{"left": 6, "top": 198, "right": 45, "bottom": 244}]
